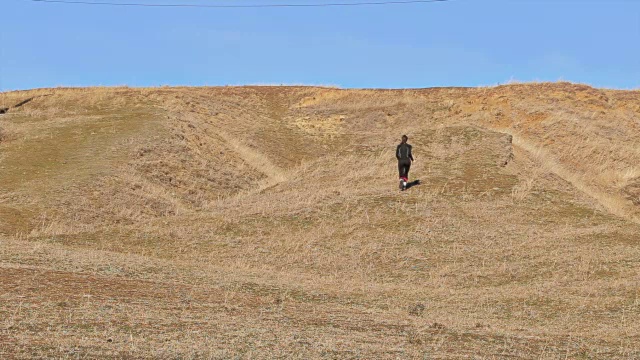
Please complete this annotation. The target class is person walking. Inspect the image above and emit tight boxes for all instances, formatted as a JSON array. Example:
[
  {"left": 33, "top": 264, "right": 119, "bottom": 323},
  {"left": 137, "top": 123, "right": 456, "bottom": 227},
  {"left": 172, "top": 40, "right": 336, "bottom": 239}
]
[{"left": 396, "top": 135, "right": 414, "bottom": 191}]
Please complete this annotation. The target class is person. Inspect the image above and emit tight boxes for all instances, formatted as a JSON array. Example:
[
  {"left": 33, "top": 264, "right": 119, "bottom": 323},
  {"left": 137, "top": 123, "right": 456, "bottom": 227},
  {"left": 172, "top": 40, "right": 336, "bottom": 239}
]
[{"left": 396, "top": 135, "right": 414, "bottom": 191}]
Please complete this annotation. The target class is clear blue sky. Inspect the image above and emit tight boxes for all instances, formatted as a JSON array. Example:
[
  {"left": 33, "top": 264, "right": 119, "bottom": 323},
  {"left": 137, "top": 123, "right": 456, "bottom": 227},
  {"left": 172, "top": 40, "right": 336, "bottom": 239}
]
[{"left": 1, "top": 0, "right": 639, "bottom": 90}]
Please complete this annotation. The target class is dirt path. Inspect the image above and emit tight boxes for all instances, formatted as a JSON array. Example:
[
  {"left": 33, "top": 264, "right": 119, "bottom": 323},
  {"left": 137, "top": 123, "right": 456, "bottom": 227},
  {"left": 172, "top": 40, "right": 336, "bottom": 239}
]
[
  {"left": 215, "top": 129, "right": 288, "bottom": 187},
  {"left": 502, "top": 129, "right": 640, "bottom": 225}
]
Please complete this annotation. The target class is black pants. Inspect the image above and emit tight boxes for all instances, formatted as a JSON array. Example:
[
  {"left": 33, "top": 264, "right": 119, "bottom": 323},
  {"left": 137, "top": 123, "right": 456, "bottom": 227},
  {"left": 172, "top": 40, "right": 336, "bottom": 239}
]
[{"left": 398, "top": 159, "right": 411, "bottom": 180}]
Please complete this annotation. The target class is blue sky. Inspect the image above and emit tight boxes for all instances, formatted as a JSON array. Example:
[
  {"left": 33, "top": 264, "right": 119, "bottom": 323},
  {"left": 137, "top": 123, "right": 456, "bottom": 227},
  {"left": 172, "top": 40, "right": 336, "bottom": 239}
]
[{"left": 1, "top": 0, "right": 639, "bottom": 90}]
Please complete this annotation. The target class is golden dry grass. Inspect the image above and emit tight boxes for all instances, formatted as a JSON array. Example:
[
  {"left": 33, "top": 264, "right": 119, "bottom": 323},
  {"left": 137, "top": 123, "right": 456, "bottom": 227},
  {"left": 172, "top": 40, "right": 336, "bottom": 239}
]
[{"left": 1, "top": 83, "right": 639, "bottom": 359}]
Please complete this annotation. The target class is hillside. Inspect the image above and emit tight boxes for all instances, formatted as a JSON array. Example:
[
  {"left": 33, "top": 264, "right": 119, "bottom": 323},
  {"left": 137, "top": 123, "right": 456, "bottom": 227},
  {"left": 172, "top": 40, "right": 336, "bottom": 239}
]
[{"left": 1, "top": 83, "right": 639, "bottom": 359}]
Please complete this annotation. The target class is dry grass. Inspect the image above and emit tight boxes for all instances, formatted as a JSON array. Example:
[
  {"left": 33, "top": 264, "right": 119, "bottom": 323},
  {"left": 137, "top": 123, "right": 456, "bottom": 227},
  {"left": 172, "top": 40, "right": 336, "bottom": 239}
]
[{"left": 1, "top": 83, "right": 640, "bottom": 359}]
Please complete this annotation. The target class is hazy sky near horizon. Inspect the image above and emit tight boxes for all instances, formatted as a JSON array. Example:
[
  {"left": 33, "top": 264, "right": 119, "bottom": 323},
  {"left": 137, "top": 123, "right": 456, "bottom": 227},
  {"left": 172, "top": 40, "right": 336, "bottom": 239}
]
[{"left": 1, "top": 0, "right": 639, "bottom": 90}]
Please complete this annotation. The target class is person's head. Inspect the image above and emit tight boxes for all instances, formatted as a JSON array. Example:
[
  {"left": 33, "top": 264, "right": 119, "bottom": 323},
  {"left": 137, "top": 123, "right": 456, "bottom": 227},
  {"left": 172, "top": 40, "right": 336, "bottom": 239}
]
[{"left": 401, "top": 135, "right": 408, "bottom": 144}]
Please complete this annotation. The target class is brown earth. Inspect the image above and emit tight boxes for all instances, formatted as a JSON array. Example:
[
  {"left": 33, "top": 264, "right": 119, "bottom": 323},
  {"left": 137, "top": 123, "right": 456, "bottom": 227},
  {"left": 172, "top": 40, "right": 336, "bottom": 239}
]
[{"left": 1, "top": 83, "right": 639, "bottom": 358}]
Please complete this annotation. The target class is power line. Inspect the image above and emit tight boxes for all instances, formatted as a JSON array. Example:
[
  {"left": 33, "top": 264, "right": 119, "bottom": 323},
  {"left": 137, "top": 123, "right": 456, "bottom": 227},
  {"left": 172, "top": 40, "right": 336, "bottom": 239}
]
[{"left": 31, "top": 0, "right": 450, "bottom": 9}]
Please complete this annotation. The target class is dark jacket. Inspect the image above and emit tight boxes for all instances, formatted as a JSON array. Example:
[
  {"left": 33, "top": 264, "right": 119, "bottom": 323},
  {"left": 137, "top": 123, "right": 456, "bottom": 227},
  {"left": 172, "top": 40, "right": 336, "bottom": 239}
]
[{"left": 396, "top": 143, "right": 414, "bottom": 161}]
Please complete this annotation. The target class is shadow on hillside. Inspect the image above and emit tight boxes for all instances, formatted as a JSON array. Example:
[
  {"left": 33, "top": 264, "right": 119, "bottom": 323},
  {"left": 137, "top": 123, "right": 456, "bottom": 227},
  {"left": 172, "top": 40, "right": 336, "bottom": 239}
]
[
  {"left": 1, "top": 94, "right": 53, "bottom": 115},
  {"left": 406, "top": 180, "right": 421, "bottom": 190}
]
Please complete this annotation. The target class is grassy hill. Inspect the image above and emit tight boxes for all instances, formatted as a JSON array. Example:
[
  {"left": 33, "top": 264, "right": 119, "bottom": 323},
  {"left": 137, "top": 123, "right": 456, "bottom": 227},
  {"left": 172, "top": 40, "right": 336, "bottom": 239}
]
[{"left": 1, "top": 83, "right": 639, "bottom": 358}]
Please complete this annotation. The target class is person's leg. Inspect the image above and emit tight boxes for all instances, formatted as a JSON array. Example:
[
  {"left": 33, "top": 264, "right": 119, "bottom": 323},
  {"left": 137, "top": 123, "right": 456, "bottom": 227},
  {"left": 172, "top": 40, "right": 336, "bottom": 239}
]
[
  {"left": 399, "top": 161, "right": 410, "bottom": 181},
  {"left": 398, "top": 161, "right": 410, "bottom": 190},
  {"left": 398, "top": 161, "right": 406, "bottom": 190}
]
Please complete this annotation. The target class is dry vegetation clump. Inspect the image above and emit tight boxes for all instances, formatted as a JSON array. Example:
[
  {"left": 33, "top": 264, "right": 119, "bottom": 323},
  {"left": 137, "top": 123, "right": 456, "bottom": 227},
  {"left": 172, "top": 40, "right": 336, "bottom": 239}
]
[
  {"left": 624, "top": 178, "right": 640, "bottom": 205},
  {"left": 0, "top": 126, "right": 7, "bottom": 143},
  {"left": 0, "top": 118, "right": 18, "bottom": 144},
  {"left": 1, "top": 83, "right": 640, "bottom": 358}
]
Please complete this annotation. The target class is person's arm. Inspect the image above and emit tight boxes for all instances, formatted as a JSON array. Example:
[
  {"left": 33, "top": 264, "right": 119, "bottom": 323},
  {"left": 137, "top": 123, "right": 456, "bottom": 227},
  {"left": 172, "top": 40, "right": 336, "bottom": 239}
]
[
  {"left": 409, "top": 145, "right": 414, "bottom": 161},
  {"left": 396, "top": 145, "right": 401, "bottom": 160}
]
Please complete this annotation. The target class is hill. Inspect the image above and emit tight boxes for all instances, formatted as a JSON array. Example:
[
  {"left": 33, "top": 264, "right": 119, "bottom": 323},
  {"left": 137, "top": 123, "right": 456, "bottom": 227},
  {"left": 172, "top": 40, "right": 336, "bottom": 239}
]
[{"left": 1, "top": 83, "right": 639, "bottom": 358}]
